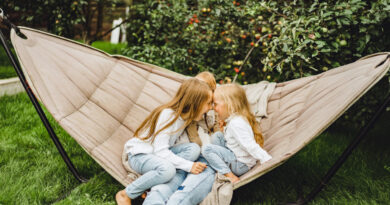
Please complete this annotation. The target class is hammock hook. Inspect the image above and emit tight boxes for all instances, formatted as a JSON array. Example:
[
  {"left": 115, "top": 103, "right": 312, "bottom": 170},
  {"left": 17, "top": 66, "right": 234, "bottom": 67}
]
[{"left": 0, "top": 8, "right": 27, "bottom": 39}]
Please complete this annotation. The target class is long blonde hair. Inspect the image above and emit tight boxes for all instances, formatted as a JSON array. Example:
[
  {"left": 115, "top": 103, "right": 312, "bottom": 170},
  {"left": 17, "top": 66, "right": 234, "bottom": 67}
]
[
  {"left": 214, "top": 83, "right": 264, "bottom": 147},
  {"left": 195, "top": 71, "right": 216, "bottom": 92},
  {"left": 195, "top": 71, "right": 216, "bottom": 132},
  {"left": 135, "top": 78, "right": 212, "bottom": 142}
]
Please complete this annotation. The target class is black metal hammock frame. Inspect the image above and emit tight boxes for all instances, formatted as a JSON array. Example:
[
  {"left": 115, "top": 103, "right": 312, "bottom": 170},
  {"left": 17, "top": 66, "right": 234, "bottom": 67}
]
[{"left": 1, "top": 8, "right": 389, "bottom": 205}]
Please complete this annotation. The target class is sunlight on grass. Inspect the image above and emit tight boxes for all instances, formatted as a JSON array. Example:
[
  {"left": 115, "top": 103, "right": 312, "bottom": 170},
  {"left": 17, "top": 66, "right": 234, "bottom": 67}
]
[{"left": 91, "top": 41, "right": 127, "bottom": 55}]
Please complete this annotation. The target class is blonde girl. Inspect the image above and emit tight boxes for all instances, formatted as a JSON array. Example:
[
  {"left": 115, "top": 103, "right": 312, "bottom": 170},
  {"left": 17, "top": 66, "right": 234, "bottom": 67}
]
[
  {"left": 202, "top": 83, "right": 272, "bottom": 183},
  {"left": 163, "top": 72, "right": 218, "bottom": 205},
  {"left": 116, "top": 78, "right": 212, "bottom": 205}
]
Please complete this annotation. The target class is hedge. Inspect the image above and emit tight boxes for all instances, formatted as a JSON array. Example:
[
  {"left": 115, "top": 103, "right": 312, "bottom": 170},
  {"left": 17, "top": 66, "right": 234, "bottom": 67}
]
[{"left": 121, "top": 0, "right": 390, "bottom": 128}]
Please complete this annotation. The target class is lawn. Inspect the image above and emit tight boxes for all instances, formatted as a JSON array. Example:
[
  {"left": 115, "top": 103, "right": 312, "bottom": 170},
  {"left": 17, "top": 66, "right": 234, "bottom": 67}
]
[
  {"left": 0, "top": 92, "right": 389, "bottom": 205},
  {"left": 0, "top": 65, "right": 16, "bottom": 79}
]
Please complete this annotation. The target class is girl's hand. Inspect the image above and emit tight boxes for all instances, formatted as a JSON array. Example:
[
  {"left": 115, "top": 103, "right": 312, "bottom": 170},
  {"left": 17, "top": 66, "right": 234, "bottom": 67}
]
[
  {"left": 190, "top": 162, "right": 207, "bottom": 174},
  {"left": 218, "top": 120, "right": 226, "bottom": 130}
]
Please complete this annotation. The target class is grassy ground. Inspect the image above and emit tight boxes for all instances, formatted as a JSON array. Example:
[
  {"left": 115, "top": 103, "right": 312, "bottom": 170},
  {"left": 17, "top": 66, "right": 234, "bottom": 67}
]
[
  {"left": 1, "top": 93, "right": 389, "bottom": 205},
  {"left": 0, "top": 65, "right": 16, "bottom": 79},
  {"left": 0, "top": 44, "right": 17, "bottom": 79}
]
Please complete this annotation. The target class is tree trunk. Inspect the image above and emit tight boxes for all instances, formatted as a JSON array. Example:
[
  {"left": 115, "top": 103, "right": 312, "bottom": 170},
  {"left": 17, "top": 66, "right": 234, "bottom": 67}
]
[{"left": 95, "top": 0, "right": 104, "bottom": 42}]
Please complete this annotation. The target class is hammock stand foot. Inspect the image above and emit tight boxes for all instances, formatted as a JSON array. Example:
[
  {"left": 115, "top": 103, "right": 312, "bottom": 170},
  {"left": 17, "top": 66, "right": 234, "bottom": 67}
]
[
  {"left": 288, "top": 93, "right": 390, "bottom": 205},
  {"left": 0, "top": 12, "right": 88, "bottom": 184}
]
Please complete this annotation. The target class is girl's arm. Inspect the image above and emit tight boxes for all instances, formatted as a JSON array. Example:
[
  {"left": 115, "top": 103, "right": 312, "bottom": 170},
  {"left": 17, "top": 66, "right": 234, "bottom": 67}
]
[
  {"left": 152, "top": 109, "right": 195, "bottom": 172},
  {"left": 229, "top": 117, "right": 272, "bottom": 164},
  {"left": 153, "top": 133, "right": 194, "bottom": 172}
]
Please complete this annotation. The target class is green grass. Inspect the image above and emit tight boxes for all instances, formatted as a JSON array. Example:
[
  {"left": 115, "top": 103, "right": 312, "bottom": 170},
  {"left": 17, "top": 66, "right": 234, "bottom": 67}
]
[
  {"left": 91, "top": 41, "right": 127, "bottom": 55},
  {"left": 0, "top": 65, "right": 17, "bottom": 79},
  {"left": 0, "top": 45, "right": 18, "bottom": 79},
  {"left": 1, "top": 93, "right": 389, "bottom": 204}
]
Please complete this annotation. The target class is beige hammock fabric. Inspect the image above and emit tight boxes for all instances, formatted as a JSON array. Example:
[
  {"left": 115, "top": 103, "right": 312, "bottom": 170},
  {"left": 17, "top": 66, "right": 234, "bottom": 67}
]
[{"left": 11, "top": 27, "right": 390, "bottom": 194}]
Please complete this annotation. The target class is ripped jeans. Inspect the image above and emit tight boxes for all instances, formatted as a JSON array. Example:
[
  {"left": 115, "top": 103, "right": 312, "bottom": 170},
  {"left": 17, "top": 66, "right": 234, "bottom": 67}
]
[{"left": 125, "top": 143, "right": 200, "bottom": 203}]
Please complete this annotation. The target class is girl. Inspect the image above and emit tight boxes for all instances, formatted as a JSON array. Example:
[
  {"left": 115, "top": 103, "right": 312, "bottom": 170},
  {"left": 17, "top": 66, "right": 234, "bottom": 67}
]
[
  {"left": 164, "top": 71, "right": 219, "bottom": 205},
  {"left": 116, "top": 78, "right": 212, "bottom": 205},
  {"left": 202, "top": 83, "right": 272, "bottom": 183},
  {"left": 145, "top": 71, "right": 217, "bottom": 205},
  {"left": 186, "top": 71, "right": 219, "bottom": 146}
]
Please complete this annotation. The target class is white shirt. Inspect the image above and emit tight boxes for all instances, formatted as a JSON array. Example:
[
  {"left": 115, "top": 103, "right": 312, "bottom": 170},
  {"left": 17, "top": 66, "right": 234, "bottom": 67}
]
[
  {"left": 224, "top": 115, "right": 272, "bottom": 168},
  {"left": 124, "top": 109, "right": 194, "bottom": 172}
]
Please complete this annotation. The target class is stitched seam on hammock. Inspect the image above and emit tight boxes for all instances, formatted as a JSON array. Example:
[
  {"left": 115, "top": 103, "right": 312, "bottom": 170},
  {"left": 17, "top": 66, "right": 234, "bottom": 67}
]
[
  {"left": 91, "top": 69, "right": 152, "bottom": 152},
  {"left": 59, "top": 59, "right": 117, "bottom": 121}
]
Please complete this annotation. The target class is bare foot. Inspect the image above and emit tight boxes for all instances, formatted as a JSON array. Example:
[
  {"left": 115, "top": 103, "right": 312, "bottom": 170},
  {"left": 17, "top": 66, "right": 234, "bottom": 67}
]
[
  {"left": 116, "top": 189, "right": 131, "bottom": 205},
  {"left": 224, "top": 172, "right": 240, "bottom": 183}
]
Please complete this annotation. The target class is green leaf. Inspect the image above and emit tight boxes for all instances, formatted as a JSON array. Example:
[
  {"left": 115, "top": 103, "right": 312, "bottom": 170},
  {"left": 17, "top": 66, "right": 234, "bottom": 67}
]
[
  {"left": 320, "top": 48, "right": 332, "bottom": 53},
  {"left": 26, "top": 16, "right": 34, "bottom": 21},
  {"left": 340, "top": 18, "right": 350, "bottom": 25},
  {"left": 282, "top": 43, "right": 289, "bottom": 52},
  {"left": 215, "top": 9, "right": 221, "bottom": 16},
  {"left": 292, "top": 27, "right": 296, "bottom": 40},
  {"left": 312, "top": 50, "right": 319, "bottom": 57},
  {"left": 359, "top": 27, "right": 367, "bottom": 33},
  {"left": 344, "top": 10, "right": 353, "bottom": 15},
  {"left": 315, "top": 40, "right": 326, "bottom": 48},
  {"left": 331, "top": 41, "right": 339, "bottom": 49},
  {"left": 365, "top": 34, "right": 371, "bottom": 43}
]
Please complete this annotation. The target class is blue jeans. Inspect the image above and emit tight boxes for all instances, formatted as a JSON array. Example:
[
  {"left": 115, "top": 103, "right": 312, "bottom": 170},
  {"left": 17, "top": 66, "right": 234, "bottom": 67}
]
[
  {"left": 142, "top": 143, "right": 200, "bottom": 205},
  {"left": 202, "top": 132, "right": 249, "bottom": 176},
  {"left": 125, "top": 143, "right": 200, "bottom": 201},
  {"left": 166, "top": 156, "right": 215, "bottom": 205}
]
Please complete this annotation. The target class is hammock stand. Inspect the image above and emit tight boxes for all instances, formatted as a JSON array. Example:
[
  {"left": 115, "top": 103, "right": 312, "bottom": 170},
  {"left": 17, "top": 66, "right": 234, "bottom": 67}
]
[
  {"left": 1, "top": 10, "right": 389, "bottom": 204},
  {"left": 0, "top": 10, "right": 87, "bottom": 183}
]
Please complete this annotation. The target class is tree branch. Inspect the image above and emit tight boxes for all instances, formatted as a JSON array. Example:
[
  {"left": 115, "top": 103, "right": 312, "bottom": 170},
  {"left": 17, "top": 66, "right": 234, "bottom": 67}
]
[
  {"left": 89, "top": 16, "right": 132, "bottom": 44},
  {"left": 232, "top": 34, "right": 271, "bottom": 83}
]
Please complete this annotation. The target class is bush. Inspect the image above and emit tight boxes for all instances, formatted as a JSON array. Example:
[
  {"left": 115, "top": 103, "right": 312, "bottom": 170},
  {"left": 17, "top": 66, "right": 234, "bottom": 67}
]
[
  {"left": 122, "top": 0, "right": 390, "bottom": 128},
  {"left": 123, "top": 0, "right": 389, "bottom": 82}
]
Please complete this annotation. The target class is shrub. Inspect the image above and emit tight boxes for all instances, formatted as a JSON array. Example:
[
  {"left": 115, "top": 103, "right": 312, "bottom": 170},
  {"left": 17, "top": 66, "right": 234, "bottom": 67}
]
[
  {"left": 122, "top": 0, "right": 390, "bottom": 128},
  {"left": 123, "top": 0, "right": 390, "bottom": 82}
]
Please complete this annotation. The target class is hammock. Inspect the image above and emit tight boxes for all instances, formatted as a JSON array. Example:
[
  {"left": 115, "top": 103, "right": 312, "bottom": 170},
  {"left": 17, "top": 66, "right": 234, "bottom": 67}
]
[{"left": 9, "top": 27, "right": 390, "bottom": 191}]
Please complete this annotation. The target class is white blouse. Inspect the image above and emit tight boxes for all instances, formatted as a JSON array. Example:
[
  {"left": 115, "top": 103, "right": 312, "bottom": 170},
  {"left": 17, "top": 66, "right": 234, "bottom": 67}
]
[
  {"left": 224, "top": 115, "right": 272, "bottom": 168},
  {"left": 124, "top": 108, "right": 194, "bottom": 172}
]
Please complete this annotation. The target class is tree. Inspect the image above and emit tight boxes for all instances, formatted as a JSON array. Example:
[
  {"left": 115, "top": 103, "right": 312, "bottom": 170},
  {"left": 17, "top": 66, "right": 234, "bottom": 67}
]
[{"left": 0, "top": 0, "right": 127, "bottom": 44}]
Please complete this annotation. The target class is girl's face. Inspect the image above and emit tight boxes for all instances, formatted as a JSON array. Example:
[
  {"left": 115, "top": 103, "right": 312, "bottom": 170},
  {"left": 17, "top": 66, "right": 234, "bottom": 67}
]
[
  {"left": 213, "top": 94, "right": 229, "bottom": 121},
  {"left": 195, "top": 90, "right": 213, "bottom": 121}
]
